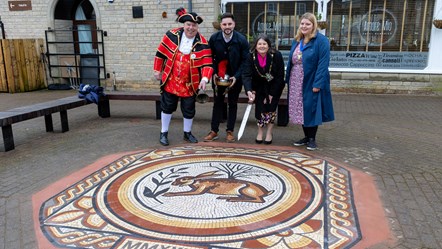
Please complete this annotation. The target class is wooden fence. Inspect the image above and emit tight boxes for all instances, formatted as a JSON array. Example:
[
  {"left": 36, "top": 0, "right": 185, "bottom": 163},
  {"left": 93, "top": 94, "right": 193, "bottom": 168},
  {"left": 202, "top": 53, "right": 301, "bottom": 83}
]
[{"left": 0, "top": 39, "right": 47, "bottom": 93}]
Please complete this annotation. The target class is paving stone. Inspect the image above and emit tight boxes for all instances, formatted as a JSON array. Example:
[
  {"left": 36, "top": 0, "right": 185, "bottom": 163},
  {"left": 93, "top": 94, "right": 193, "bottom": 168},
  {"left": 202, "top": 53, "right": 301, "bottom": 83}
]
[
  {"left": 418, "top": 233, "right": 440, "bottom": 249},
  {"left": 1, "top": 90, "right": 442, "bottom": 248}
]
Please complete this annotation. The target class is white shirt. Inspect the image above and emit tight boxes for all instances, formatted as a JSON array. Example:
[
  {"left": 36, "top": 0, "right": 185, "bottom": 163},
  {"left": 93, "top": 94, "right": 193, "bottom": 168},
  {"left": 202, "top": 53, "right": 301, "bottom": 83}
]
[
  {"left": 223, "top": 32, "right": 233, "bottom": 43},
  {"left": 177, "top": 35, "right": 208, "bottom": 84},
  {"left": 179, "top": 35, "right": 195, "bottom": 54}
]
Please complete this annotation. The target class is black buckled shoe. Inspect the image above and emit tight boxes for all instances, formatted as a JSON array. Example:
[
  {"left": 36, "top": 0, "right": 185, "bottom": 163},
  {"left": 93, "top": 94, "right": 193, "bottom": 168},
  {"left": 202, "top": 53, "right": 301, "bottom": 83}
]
[
  {"left": 160, "top": 132, "right": 169, "bottom": 146},
  {"left": 184, "top": 132, "right": 198, "bottom": 143}
]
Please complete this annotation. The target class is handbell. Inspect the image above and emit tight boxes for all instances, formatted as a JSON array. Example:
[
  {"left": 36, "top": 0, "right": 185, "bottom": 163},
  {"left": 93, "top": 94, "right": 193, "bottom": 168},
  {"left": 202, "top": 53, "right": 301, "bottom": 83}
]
[
  {"left": 215, "top": 76, "right": 233, "bottom": 87},
  {"left": 196, "top": 89, "right": 209, "bottom": 103}
]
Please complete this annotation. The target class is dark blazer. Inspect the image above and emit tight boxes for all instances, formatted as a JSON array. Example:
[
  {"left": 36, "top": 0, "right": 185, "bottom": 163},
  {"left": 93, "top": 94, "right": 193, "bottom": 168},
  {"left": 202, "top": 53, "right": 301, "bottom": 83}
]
[
  {"left": 243, "top": 50, "right": 285, "bottom": 119},
  {"left": 208, "top": 30, "right": 250, "bottom": 83}
]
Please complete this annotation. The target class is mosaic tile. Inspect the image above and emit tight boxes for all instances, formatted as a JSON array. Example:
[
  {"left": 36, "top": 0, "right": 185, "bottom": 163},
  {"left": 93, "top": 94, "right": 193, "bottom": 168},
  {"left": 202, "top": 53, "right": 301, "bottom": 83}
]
[{"left": 37, "top": 145, "right": 362, "bottom": 249}]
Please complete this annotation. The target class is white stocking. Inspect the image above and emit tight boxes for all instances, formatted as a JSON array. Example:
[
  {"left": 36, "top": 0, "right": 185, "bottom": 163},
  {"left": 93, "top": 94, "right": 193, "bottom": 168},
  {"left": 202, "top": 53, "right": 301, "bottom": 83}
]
[
  {"left": 183, "top": 118, "right": 193, "bottom": 133},
  {"left": 161, "top": 112, "right": 172, "bottom": 132}
]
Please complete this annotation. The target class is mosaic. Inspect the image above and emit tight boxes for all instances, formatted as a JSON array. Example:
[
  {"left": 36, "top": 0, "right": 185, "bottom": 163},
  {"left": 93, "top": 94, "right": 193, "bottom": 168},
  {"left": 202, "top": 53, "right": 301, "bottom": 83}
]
[{"left": 38, "top": 145, "right": 361, "bottom": 249}]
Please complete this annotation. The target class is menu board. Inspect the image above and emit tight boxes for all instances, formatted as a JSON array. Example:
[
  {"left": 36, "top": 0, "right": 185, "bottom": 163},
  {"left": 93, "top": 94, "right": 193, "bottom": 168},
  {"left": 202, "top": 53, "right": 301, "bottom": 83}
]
[{"left": 330, "top": 52, "right": 428, "bottom": 69}]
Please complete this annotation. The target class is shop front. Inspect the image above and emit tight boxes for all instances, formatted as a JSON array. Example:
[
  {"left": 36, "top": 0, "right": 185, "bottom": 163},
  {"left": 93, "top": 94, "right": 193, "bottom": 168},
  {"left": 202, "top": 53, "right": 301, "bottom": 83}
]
[{"left": 220, "top": 0, "right": 442, "bottom": 93}]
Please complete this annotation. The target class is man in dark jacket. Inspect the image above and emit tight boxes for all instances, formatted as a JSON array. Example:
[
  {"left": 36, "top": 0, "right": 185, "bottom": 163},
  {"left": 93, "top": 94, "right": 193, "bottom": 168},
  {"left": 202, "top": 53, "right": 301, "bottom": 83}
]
[{"left": 204, "top": 13, "right": 250, "bottom": 142}]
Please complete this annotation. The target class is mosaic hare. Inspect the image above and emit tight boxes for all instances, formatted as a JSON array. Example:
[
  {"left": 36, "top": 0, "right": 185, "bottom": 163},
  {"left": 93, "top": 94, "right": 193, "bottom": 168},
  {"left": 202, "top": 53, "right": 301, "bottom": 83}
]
[{"left": 163, "top": 171, "right": 274, "bottom": 203}]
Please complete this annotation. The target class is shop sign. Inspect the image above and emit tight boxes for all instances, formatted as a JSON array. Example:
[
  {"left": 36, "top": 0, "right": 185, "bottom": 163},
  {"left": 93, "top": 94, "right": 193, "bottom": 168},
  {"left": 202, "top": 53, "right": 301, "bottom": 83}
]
[
  {"left": 8, "top": 1, "right": 32, "bottom": 11},
  {"left": 251, "top": 11, "right": 288, "bottom": 45},
  {"left": 358, "top": 9, "right": 398, "bottom": 46},
  {"left": 330, "top": 51, "right": 428, "bottom": 69}
]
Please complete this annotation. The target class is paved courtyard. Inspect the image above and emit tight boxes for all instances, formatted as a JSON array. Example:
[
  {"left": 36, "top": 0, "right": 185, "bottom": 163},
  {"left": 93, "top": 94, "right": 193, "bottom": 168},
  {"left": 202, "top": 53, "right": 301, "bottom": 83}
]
[{"left": 0, "top": 89, "right": 441, "bottom": 249}]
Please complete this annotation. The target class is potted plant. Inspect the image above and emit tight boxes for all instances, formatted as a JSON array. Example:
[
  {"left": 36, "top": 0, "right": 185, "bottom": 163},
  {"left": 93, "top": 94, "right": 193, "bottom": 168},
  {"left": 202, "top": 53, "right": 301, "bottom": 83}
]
[
  {"left": 316, "top": 13, "right": 328, "bottom": 30},
  {"left": 434, "top": 8, "right": 442, "bottom": 29},
  {"left": 433, "top": 19, "right": 442, "bottom": 29},
  {"left": 212, "top": 14, "right": 222, "bottom": 30}
]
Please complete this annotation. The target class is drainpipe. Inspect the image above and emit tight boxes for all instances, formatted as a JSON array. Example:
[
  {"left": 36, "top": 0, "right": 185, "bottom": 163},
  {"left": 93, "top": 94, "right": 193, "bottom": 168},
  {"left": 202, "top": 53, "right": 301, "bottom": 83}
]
[
  {"left": 220, "top": 0, "right": 227, "bottom": 14},
  {"left": 188, "top": 0, "right": 192, "bottom": 12}
]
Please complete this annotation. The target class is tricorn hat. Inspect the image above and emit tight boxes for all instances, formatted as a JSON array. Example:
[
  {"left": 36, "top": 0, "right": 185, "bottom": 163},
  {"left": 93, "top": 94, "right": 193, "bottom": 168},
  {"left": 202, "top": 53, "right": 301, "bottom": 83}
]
[{"left": 176, "top": 7, "right": 203, "bottom": 24}]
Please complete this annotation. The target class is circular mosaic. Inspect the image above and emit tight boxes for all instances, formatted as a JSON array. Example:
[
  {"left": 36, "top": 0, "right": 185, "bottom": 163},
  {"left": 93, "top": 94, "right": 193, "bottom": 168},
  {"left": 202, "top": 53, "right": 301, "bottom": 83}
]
[
  {"left": 38, "top": 145, "right": 362, "bottom": 249},
  {"left": 95, "top": 152, "right": 323, "bottom": 243}
]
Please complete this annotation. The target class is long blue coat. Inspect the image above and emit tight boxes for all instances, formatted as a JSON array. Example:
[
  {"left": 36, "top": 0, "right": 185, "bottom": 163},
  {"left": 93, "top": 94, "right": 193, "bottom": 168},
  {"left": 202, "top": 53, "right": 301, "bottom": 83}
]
[{"left": 285, "top": 32, "right": 335, "bottom": 127}]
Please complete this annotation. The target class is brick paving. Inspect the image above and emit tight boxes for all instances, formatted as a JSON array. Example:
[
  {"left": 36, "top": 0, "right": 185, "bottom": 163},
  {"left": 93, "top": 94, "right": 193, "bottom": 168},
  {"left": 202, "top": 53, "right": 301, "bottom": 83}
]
[{"left": 0, "top": 89, "right": 441, "bottom": 249}]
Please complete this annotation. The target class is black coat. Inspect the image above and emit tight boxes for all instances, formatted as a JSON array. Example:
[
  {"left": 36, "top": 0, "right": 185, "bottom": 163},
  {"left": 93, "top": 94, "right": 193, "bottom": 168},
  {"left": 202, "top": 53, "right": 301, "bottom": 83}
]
[
  {"left": 242, "top": 50, "right": 285, "bottom": 119},
  {"left": 208, "top": 30, "right": 250, "bottom": 85}
]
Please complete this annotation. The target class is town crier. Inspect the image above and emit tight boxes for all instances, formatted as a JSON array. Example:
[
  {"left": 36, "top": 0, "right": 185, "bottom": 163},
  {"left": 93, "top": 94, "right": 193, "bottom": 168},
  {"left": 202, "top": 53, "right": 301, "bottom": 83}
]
[{"left": 153, "top": 7, "right": 213, "bottom": 146}]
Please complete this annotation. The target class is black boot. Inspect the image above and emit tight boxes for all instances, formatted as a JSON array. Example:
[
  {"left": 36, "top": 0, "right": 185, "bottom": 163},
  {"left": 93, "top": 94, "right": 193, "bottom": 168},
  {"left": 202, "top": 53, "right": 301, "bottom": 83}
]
[
  {"left": 160, "top": 132, "right": 169, "bottom": 146},
  {"left": 184, "top": 132, "right": 198, "bottom": 143}
]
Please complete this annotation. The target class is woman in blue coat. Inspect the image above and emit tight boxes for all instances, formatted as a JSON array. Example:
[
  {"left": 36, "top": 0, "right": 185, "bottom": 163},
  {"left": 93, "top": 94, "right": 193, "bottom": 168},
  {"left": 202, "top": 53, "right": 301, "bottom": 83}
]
[{"left": 285, "top": 12, "right": 335, "bottom": 150}]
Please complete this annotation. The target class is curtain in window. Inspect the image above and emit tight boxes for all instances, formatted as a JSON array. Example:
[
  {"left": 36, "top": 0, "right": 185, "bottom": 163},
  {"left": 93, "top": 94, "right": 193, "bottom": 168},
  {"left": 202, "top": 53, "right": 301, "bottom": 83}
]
[{"left": 75, "top": 6, "right": 94, "bottom": 54}]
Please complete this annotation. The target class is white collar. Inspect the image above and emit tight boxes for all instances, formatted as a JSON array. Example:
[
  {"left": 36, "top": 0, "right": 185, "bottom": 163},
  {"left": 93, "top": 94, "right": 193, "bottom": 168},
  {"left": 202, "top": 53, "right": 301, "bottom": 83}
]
[
  {"left": 179, "top": 35, "right": 195, "bottom": 54},
  {"left": 222, "top": 32, "right": 233, "bottom": 43}
]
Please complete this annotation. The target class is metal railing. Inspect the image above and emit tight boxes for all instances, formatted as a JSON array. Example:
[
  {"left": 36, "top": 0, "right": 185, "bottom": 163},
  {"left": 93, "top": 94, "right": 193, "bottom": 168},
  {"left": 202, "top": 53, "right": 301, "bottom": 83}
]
[{"left": 45, "top": 28, "right": 106, "bottom": 88}]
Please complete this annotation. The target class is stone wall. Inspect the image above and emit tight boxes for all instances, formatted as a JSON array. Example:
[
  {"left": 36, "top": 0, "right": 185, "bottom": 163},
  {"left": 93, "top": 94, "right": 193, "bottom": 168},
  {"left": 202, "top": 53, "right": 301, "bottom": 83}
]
[
  {"left": 331, "top": 72, "right": 442, "bottom": 95},
  {"left": 1, "top": 0, "right": 441, "bottom": 95},
  {"left": 0, "top": 0, "right": 218, "bottom": 91},
  {"left": 97, "top": 0, "right": 218, "bottom": 91}
]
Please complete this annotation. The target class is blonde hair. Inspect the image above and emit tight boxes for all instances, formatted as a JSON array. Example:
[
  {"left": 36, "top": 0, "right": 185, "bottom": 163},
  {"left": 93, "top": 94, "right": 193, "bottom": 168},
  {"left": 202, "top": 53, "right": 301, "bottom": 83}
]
[{"left": 294, "top": 12, "right": 318, "bottom": 43}]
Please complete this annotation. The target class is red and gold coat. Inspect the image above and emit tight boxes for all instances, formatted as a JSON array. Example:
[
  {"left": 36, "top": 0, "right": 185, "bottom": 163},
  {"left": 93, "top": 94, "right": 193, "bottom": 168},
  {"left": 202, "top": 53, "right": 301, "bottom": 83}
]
[{"left": 153, "top": 27, "right": 213, "bottom": 95}]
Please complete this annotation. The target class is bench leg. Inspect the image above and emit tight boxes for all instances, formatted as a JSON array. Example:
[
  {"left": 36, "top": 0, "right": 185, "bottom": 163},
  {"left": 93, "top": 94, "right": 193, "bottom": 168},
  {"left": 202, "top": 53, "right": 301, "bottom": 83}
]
[
  {"left": 45, "top": 114, "right": 54, "bottom": 132},
  {"left": 155, "top": 101, "right": 161, "bottom": 119},
  {"left": 277, "top": 105, "right": 289, "bottom": 127},
  {"left": 60, "top": 110, "right": 69, "bottom": 132},
  {"left": 98, "top": 96, "right": 110, "bottom": 118},
  {"left": 2, "top": 125, "right": 15, "bottom": 151}
]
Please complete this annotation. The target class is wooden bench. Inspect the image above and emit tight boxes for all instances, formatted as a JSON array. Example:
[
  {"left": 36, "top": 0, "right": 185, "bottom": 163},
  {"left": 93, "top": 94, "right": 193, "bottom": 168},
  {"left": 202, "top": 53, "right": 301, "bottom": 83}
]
[
  {"left": 98, "top": 92, "right": 289, "bottom": 126},
  {"left": 0, "top": 96, "right": 105, "bottom": 152}
]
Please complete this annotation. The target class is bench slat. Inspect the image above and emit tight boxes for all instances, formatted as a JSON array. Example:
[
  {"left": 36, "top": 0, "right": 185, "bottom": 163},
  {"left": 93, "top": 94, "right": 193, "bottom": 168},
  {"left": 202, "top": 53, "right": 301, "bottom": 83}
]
[
  {"left": 105, "top": 93, "right": 287, "bottom": 103},
  {"left": 100, "top": 92, "right": 289, "bottom": 126},
  {"left": 0, "top": 97, "right": 88, "bottom": 126},
  {"left": 1, "top": 96, "right": 92, "bottom": 152}
]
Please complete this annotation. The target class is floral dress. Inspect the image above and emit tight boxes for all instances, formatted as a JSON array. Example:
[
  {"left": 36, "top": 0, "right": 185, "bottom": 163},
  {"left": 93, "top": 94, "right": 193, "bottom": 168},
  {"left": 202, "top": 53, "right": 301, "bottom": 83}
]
[{"left": 288, "top": 44, "right": 304, "bottom": 125}]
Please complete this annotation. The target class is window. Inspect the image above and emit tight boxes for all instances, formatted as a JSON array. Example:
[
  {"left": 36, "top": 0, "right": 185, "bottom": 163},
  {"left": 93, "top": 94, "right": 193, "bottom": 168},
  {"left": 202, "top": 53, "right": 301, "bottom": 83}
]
[
  {"left": 225, "top": 0, "right": 435, "bottom": 69},
  {"left": 226, "top": 1, "right": 315, "bottom": 50},
  {"left": 327, "top": 0, "right": 434, "bottom": 52}
]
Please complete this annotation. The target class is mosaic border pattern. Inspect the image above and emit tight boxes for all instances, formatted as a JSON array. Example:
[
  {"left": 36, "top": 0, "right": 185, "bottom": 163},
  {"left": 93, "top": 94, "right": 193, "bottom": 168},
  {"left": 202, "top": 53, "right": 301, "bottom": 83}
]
[{"left": 39, "top": 146, "right": 361, "bottom": 249}]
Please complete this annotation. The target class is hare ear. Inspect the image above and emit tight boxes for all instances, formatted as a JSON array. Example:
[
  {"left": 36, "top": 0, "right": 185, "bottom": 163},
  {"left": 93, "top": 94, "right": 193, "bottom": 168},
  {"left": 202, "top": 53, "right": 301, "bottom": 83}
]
[{"left": 195, "top": 171, "right": 221, "bottom": 178}]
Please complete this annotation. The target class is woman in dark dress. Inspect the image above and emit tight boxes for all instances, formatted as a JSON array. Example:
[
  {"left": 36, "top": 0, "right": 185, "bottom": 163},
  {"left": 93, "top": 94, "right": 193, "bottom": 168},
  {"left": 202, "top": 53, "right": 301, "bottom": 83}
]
[{"left": 243, "top": 34, "right": 285, "bottom": 144}]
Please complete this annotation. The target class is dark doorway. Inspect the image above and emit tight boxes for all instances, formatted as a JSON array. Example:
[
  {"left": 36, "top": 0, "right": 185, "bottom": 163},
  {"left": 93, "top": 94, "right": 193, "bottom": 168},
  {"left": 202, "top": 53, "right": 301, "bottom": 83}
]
[{"left": 46, "top": 0, "right": 105, "bottom": 87}]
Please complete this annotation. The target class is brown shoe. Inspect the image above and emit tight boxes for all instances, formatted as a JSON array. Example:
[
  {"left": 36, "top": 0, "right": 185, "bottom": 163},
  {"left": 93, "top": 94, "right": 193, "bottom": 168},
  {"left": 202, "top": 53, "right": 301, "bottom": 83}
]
[
  {"left": 204, "top": 131, "right": 218, "bottom": 142},
  {"left": 226, "top": 131, "right": 235, "bottom": 143}
]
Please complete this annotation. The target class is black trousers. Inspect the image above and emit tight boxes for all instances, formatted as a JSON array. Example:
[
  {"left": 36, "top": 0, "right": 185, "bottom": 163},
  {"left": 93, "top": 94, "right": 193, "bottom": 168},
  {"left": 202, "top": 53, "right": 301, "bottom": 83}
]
[
  {"left": 210, "top": 82, "right": 242, "bottom": 132},
  {"left": 160, "top": 91, "right": 196, "bottom": 119},
  {"left": 302, "top": 125, "right": 318, "bottom": 139}
]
